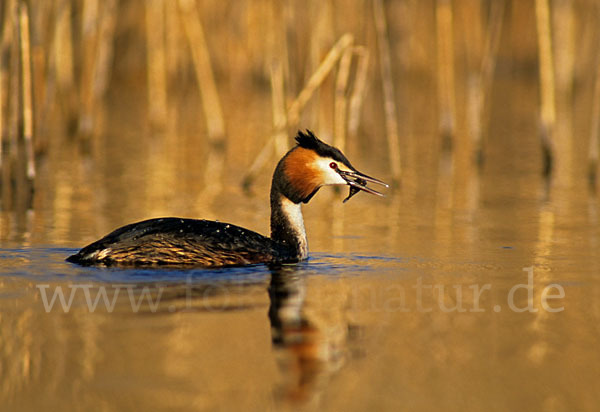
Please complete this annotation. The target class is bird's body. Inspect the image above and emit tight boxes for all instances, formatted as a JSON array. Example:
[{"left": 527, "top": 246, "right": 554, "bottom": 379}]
[
  {"left": 66, "top": 218, "right": 294, "bottom": 266},
  {"left": 67, "top": 131, "right": 387, "bottom": 267}
]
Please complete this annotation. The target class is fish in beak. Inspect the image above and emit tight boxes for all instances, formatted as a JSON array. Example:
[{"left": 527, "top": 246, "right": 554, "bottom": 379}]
[{"left": 337, "top": 169, "right": 389, "bottom": 203}]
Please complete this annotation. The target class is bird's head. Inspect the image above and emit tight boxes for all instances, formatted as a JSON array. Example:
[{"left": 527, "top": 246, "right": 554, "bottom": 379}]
[{"left": 273, "top": 130, "right": 388, "bottom": 204}]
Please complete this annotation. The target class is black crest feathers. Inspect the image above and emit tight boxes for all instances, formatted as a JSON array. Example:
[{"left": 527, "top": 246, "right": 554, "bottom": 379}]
[
  {"left": 295, "top": 130, "right": 323, "bottom": 151},
  {"left": 294, "top": 130, "right": 355, "bottom": 169}
]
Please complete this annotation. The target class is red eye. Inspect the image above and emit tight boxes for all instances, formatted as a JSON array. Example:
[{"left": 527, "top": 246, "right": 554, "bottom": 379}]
[{"left": 329, "top": 162, "right": 337, "bottom": 169}]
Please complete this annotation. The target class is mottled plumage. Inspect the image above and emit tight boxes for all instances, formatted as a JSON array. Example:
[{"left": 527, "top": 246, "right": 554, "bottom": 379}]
[{"left": 67, "top": 218, "right": 294, "bottom": 267}]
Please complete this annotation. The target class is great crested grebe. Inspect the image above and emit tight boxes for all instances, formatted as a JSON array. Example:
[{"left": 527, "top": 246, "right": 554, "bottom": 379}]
[{"left": 66, "top": 130, "right": 387, "bottom": 267}]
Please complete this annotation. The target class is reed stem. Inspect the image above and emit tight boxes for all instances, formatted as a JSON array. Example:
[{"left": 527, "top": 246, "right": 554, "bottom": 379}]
[
  {"left": 178, "top": 0, "right": 226, "bottom": 143},
  {"left": 145, "top": 0, "right": 168, "bottom": 127},
  {"left": 477, "top": 0, "right": 505, "bottom": 162},
  {"left": 435, "top": 0, "right": 457, "bottom": 144},
  {"left": 0, "top": 6, "right": 8, "bottom": 171},
  {"left": 535, "top": 0, "right": 556, "bottom": 175},
  {"left": 91, "top": 0, "right": 117, "bottom": 108},
  {"left": 78, "top": 0, "right": 100, "bottom": 136},
  {"left": 243, "top": 33, "right": 354, "bottom": 188},
  {"left": 19, "top": 1, "right": 35, "bottom": 180},
  {"left": 270, "top": 61, "right": 288, "bottom": 156},
  {"left": 373, "top": 0, "right": 401, "bottom": 182},
  {"left": 347, "top": 46, "right": 369, "bottom": 141},
  {"left": 9, "top": 0, "right": 19, "bottom": 164},
  {"left": 287, "top": 33, "right": 354, "bottom": 127},
  {"left": 333, "top": 46, "right": 353, "bottom": 152},
  {"left": 53, "top": 0, "right": 76, "bottom": 130},
  {"left": 588, "top": 20, "right": 600, "bottom": 189}
]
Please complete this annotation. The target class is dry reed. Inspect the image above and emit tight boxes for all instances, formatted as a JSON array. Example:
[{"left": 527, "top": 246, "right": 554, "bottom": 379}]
[
  {"left": 535, "top": 0, "right": 556, "bottom": 175},
  {"left": 435, "top": 0, "right": 457, "bottom": 144},
  {"left": 477, "top": 0, "right": 506, "bottom": 162},
  {"left": 268, "top": 1, "right": 290, "bottom": 157},
  {"left": 0, "top": 73, "right": 3, "bottom": 173},
  {"left": 0, "top": 2, "right": 10, "bottom": 200},
  {"left": 589, "top": 19, "right": 600, "bottom": 188},
  {"left": 243, "top": 33, "right": 355, "bottom": 188},
  {"left": 0, "top": 8, "right": 7, "bottom": 171},
  {"left": 19, "top": 2, "right": 35, "bottom": 181},
  {"left": 287, "top": 33, "right": 354, "bottom": 127},
  {"left": 373, "top": 0, "right": 401, "bottom": 183},
  {"left": 146, "top": 0, "right": 168, "bottom": 127},
  {"left": 2, "top": 0, "right": 600, "bottom": 214},
  {"left": 8, "top": 0, "right": 20, "bottom": 206},
  {"left": 347, "top": 46, "right": 369, "bottom": 141},
  {"left": 165, "top": 1, "right": 184, "bottom": 82},
  {"left": 86, "top": 0, "right": 117, "bottom": 135},
  {"left": 52, "top": 0, "right": 76, "bottom": 129},
  {"left": 178, "top": 0, "right": 226, "bottom": 144},
  {"left": 0, "top": 0, "right": 34, "bottom": 209},
  {"left": 333, "top": 45, "right": 353, "bottom": 152},
  {"left": 78, "top": 0, "right": 101, "bottom": 136},
  {"left": 270, "top": 62, "right": 288, "bottom": 156}
]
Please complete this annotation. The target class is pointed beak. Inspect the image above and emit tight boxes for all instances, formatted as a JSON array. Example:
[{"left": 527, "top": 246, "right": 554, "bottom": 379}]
[{"left": 337, "top": 169, "right": 389, "bottom": 197}]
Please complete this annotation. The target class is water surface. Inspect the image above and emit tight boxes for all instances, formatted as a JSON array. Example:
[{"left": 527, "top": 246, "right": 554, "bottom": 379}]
[
  {"left": 2, "top": 15, "right": 600, "bottom": 410},
  {"left": 2, "top": 179, "right": 599, "bottom": 411}
]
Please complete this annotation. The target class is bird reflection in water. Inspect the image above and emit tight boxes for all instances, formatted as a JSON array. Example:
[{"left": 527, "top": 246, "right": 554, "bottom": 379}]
[
  {"left": 141, "top": 264, "right": 360, "bottom": 407},
  {"left": 268, "top": 265, "right": 355, "bottom": 406}
]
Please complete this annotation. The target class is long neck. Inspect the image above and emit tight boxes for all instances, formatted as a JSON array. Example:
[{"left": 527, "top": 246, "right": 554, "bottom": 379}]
[{"left": 270, "top": 188, "right": 309, "bottom": 260}]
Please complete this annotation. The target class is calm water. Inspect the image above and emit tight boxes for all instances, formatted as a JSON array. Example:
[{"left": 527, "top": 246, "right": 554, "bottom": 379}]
[
  {"left": 2, "top": 171, "right": 600, "bottom": 411},
  {"left": 2, "top": 52, "right": 600, "bottom": 412}
]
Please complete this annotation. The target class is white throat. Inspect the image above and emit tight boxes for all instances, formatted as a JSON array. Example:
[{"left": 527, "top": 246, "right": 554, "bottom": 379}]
[{"left": 280, "top": 196, "right": 308, "bottom": 259}]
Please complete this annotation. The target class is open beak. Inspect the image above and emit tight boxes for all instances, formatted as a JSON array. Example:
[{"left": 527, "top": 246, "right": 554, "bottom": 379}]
[{"left": 337, "top": 169, "right": 388, "bottom": 202}]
